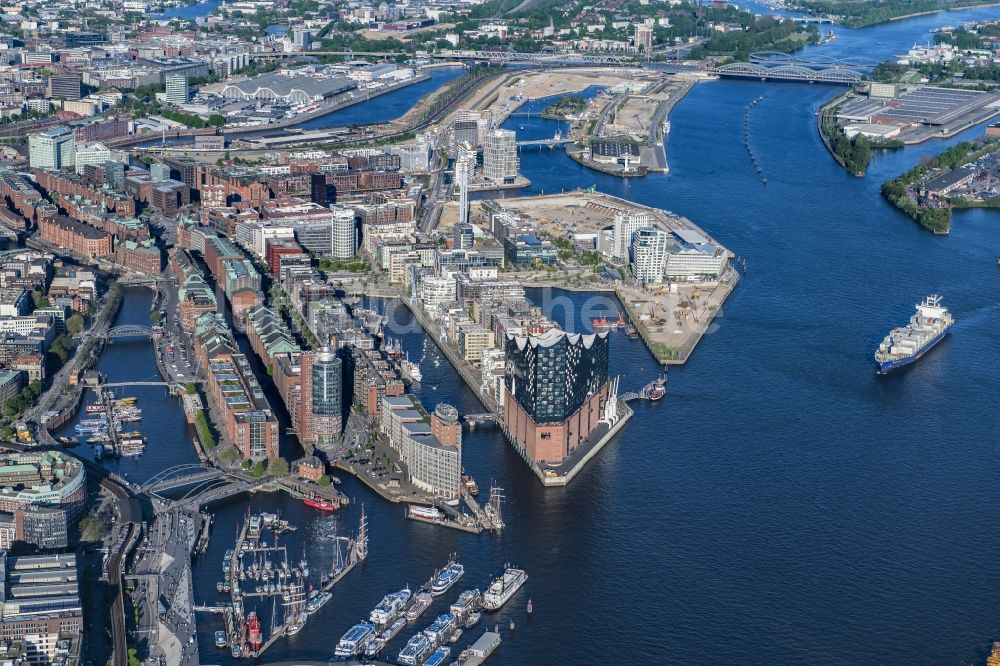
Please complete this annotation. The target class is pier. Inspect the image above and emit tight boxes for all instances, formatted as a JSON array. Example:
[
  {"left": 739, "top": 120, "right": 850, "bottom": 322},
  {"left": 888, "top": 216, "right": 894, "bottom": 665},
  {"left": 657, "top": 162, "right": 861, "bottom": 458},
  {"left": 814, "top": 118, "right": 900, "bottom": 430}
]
[{"left": 210, "top": 506, "right": 369, "bottom": 659}]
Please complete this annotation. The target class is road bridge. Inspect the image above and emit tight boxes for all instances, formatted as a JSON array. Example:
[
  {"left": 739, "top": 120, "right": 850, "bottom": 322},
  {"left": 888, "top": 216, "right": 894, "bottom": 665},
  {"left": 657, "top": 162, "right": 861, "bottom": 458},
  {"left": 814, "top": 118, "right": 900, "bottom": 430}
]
[
  {"left": 144, "top": 465, "right": 226, "bottom": 494},
  {"left": 715, "top": 62, "right": 865, "bottom": 84},
  {"left": 107, "top": 324, "right": 155, "bottom": 339},
  {"left": 518, "top": 137, "right": 575, "bottom": 147}
]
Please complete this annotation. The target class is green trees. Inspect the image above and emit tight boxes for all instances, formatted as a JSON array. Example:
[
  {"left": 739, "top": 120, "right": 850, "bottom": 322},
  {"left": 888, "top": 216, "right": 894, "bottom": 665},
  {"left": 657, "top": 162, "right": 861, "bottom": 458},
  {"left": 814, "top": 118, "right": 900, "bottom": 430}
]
[
  {"left": 185, "top": 383, "right": 197, "bottom": 395},
  {"left": 194, "top": 410, "right": 216, "bottom": 449},
  {"left": 47, "top": 333, "right": 72, "bottom": 369},
  {"left": 878, "top": 140, "right": 999, "bottom": 234},
  {"left": 318, "top": 475, "right": 332, "bottom": 487},
  {"left": 66, "top": 314, "right": 84, "bottom": 335},
  {"left": 2, "top": 380, "right": 42, "bottom": 419},
  {"left": 268, "top": 457, "right": 289, "bottom": 477},
  {"left": 31, "top": 289, "right": 49, "bottom": 309}
]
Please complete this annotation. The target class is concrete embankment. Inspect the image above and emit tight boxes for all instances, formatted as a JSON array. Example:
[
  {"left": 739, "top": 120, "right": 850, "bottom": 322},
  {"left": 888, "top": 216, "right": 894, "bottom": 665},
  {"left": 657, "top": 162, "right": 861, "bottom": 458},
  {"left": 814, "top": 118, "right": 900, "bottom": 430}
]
[{"left": 399, "top": 297, "right": 495, "bottom": 413}]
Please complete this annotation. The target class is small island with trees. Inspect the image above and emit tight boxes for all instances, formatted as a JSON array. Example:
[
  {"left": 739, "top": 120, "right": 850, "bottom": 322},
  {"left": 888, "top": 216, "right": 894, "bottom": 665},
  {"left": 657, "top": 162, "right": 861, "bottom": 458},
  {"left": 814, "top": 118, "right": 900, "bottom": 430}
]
[
  {"left": 541, "top": 96, "right": 588, "bottom": 120},
  {"left": 881, "top": 137, "right": 1000, "bottom": 234}
]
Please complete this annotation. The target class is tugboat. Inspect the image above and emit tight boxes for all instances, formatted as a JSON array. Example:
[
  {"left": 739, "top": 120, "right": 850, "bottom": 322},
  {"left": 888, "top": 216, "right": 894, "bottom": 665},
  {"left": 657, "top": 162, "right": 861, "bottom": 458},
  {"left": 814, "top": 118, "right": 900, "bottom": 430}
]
[{"left": 303, "top": 497, "right": 336, "bottom": 511}]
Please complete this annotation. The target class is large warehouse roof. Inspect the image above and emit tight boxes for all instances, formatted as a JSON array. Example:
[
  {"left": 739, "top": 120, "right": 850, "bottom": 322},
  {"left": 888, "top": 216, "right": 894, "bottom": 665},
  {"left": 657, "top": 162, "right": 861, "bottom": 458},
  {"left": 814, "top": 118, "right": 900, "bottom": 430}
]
[{"left": 222, "top": 73, "right": 355, "bottom": 103}]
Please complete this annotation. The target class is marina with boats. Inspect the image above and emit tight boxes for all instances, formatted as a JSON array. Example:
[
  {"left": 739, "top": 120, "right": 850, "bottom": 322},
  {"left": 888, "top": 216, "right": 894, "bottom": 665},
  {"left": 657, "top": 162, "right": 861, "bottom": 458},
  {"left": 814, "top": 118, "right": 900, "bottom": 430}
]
[
  {"left": 74, "top": 390, "right": 148, "bottom": 458},
  {"left": 329, "top": 557, "right": 515, "bottom": 664},
  {"left": 199, "top": 505, "right": 368, "bottom": 659}
]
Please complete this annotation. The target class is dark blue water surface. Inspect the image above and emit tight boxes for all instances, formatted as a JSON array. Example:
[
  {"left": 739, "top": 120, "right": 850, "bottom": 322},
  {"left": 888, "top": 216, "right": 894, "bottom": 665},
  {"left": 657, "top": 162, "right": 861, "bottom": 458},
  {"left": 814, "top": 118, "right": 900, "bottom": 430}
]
[
  {"left": 156, "top": 0, "right": 220, "bottom": 20},
  {"left": 295, "top": 66, "right": 467, "bottom": 130},
  {"left": 84, "top": 5, "right": 1000, "bottom": 664}
]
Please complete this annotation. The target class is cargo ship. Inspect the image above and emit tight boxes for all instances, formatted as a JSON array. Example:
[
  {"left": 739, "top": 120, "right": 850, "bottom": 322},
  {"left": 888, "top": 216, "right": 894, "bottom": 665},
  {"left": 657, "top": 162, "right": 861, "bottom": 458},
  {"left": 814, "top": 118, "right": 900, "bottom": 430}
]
[
  {"left": 875, "top": 295, "right": 954, "bottom": 375},
  {"left": 482, "top": 568, "right": 527, "bottom": 611},
  {"left": 430, "top": 561, "right": 464, "bottom": 596},
  {"left": 370, "top": 588, "right": 412, "bottom": 625},
  {"left": 303, "top": 497, "right": 336, "bottom": 511}
]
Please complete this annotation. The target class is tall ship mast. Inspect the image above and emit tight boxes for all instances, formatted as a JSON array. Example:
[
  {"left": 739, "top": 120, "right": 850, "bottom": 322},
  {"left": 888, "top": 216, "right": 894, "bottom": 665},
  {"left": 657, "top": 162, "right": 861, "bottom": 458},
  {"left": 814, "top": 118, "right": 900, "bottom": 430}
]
[
  {"left": 485, "top": 483, "right": 505, "bottom": 530},
  {"left": 357, "top": 503, "right": 369, "bottom": 561}
]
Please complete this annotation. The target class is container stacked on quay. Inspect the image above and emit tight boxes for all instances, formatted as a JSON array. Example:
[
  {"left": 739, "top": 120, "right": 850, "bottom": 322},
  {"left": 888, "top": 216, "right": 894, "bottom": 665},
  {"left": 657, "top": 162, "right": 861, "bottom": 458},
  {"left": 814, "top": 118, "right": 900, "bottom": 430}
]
[{"left": 875, "top": 295, "right": 954, "bottom": 374}]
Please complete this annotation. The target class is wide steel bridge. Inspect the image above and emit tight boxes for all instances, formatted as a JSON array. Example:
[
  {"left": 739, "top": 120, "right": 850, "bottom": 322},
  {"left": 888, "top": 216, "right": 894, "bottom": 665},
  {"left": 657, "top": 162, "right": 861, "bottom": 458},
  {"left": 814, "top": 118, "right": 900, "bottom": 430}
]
[{"left": 715, "top": 52, "right": 880, "bottom": 85}]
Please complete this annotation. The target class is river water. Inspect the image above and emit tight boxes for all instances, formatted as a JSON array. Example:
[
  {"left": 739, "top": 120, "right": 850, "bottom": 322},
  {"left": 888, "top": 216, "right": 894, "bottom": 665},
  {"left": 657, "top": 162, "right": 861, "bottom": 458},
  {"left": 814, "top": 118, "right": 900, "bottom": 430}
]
[{"left": 71, "top": 6, "right": 1000, "bottom": 664}]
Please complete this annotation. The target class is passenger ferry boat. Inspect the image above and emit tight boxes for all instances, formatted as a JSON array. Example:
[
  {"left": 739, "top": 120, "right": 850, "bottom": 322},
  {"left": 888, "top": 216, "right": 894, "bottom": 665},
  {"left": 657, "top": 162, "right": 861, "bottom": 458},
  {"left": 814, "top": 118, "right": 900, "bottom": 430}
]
[
  {"left": 303, "top": 497, "right": 336, "bottom": 511},
  {"left": 370, "top": 588, "right": 411, "bottom": 625},
  {"left": 400, "top": 356, "right": 422, "bottom": 383},
  {"left": 424, "top": 646, "right": 451, "bottom": 666},
  {"left": 482, "top": 568, "right": 527, "bottom": 611},
  {"left": 380, "top": 617, "right": 406, "bottom": 642},
  {"left": 305, "top": 591, "right": 331, "bottom": 615},
  {"left": 397, "top": 633, "right": 432, "bottom": 665},
  {"left": 423, "top": 613, "right": 457, "bottom": 645},
  {"left": 461, "top": 474, "right": 479, "bottom": 496},
  {"left": 405, "top": 592, "right": 433, "bottom": 621},
  {"left": 407, "top": 505, "right": 444, "bottom": 523},
  {"left": 334, "top": 622, "right": 376, "bottom": 657},
  {"left": 875, "top": 295, "right": 954, "bottom": 374},
  {"left": 247, "top": 515, "right": 262, "bottom": 539},
  {"left": 449, "top": 589, "right": 481, "bottom": 620},
  {"left": 430, "top": 562, "right": 464, "bottom": 596},
  {"left": 215, "top": 630, "right": 227, "bottom": 647}
]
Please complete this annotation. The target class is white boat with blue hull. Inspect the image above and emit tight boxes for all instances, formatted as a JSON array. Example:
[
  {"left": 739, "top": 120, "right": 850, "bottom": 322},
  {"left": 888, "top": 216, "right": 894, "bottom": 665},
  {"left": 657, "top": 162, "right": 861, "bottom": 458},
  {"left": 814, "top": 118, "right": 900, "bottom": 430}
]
[
  {"left": 875, "top": 295, "right": 954, "bottom": 374},
  {"left": 430, "top": 561, "right": 464, "bottom": 596}
]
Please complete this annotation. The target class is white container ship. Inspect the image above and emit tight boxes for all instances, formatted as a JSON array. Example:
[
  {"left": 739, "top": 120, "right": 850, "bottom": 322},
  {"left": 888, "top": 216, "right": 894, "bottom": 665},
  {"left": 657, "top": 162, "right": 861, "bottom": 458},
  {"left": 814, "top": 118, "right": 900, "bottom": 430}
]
[{"left": 875, "top": 295, "right": 954, "bottom": 374}]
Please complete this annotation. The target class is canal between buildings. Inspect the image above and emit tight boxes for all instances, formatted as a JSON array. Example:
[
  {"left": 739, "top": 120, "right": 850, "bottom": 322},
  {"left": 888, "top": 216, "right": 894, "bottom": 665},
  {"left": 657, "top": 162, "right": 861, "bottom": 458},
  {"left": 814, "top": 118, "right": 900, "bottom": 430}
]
[{"left": 70, "top": 5, "right": 1000, "bottom": 663}]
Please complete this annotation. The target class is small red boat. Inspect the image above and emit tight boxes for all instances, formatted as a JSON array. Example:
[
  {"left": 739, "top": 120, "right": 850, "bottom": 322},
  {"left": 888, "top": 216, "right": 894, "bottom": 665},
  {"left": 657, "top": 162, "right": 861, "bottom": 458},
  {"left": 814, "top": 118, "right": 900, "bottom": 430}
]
[
  {"left": 304, "top": 497, "right": 336, "bottom": 511},
  {"left": 592, "top": 317, "right": 610, "bottom": 329},
  {"left": 246, "top": 611, "right": 262, "bottom": 650},
  {"left": 647, "top": 377, "right": 666, "bottom": 401}
]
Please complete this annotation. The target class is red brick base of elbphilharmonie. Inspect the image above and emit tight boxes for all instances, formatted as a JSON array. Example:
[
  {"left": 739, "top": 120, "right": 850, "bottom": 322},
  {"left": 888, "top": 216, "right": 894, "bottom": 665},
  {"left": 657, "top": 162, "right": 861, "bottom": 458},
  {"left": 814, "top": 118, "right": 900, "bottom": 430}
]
[{"left": 502, "top": 385, "right": 608, "bottom": 466}]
